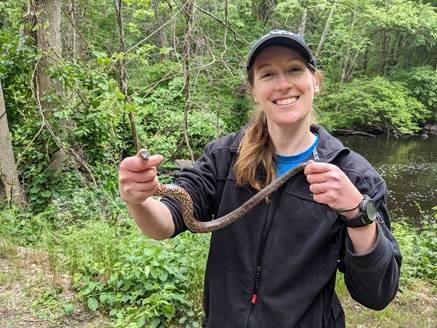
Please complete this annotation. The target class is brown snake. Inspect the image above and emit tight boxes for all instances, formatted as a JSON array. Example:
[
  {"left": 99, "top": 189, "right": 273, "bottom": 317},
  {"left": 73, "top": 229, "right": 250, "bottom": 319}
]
[{"left": 138, "top": 149, "right": 308, "bottom": 233}]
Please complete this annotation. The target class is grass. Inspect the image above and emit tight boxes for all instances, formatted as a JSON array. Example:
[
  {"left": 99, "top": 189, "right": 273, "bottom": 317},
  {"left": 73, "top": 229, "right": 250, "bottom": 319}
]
[
  {"left": 0, "top": 203, "right": 435, "bottom": 327},
  {"left": 338, "top": 278, "right": 436, "bottom": 328},
  {"left": 0, "top": 240, "right": 110, "bottom": 328}
]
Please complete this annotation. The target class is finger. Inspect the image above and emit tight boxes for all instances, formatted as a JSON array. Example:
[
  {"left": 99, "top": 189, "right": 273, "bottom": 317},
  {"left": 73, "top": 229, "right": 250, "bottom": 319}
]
[
  {"left": 306, "top": 173, "right": 328, "bottom": 184},
  {"left": 120, "top": 154, "right": 164, "bottom": 172},
  {"left": 309, "top": 182, "right": 330, "bottom": 195},
  {"left": 312, "top": 192, "right": 331, "bottom": 206},
  {"left": 119, "top": 167, "right": 157, "bottom": 184},
  {"left": 134, "top": 177, "right": 160, "bottom": 192},
  {"left": 304, "top": 161, "right": 333, "bottom": 175}
]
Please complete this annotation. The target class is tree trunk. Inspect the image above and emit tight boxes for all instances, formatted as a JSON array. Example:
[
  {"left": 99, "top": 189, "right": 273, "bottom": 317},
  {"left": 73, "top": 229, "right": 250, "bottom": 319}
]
[
  {"left": 34, "top": 0, "right": 62, "bottom": 105},
  {"left": 182, "top": 0, "right": 195, "bottom": 163},
  {"left": 252, "top": 0, "right": 277, "bottom": 24},
  {"left": 390, "top": 31, "right": 402, "bottom": 68},
  {"left": 151, "top": 0, "right": 169, "bottom": 60},
  {"left": 340, "top": 9, "right": 357, "bottom": 82},
  {"left": 69, "top": 0, "right": 78, "bottom": 63},
  {"left": 114, "top": 0, "right": 140, "bottom": 151},
  {"left": 379, "top": 30, "right": 388, "bottom": 74},
  {"left": 0, "top": 81, "right": 26, "bottom": 206},
  {"left": 315, "top": 0, "right": 337, "bottom": 58},
  {"left": 33, "top": 0, "right": 66, "bottom": 174},
  {"left": 298, "top": 8, "right": 307, "bottom": 36}
]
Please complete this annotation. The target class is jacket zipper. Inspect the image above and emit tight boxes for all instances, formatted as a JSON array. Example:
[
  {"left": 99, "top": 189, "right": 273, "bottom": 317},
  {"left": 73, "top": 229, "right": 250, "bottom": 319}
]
[{"left": 247, "top": 188, "right": 285, "bottom": 327}]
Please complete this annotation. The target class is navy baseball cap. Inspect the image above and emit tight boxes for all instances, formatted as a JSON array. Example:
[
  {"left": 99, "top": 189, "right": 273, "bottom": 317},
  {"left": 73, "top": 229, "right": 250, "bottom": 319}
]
[{"left": 246, "top": 30, "right": 317, "bottom": 71}]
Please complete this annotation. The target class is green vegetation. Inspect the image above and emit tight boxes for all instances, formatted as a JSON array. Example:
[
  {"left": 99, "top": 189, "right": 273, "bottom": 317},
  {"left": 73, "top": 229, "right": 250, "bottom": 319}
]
[
  {"left": 1, "top": 202, "right": 436, "bottom": 326},
  {"left": 1, "top": 0, "right": 436, "bottom": 326}
]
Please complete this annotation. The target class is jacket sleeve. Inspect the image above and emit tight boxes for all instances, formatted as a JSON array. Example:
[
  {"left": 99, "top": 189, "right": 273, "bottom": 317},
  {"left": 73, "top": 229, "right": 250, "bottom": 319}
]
[
  {"left": 340, "top": 164, "right": 402, "bottom": 310},
  {"left": 160, "top": 142, "right": 219, "bottom": 236}
]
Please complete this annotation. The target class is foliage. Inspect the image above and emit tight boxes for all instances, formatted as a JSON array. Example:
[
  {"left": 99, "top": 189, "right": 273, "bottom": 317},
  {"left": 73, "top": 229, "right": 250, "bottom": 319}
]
[
  {"left": 1, "top": 0, "right": 437, "bottom": 326},
  {"left": 61, "top": 221, "right": 208, "bottom": 327},
  {"left": 392, "top": 216, "right": 437, "bottom": 285},
  {"left": 316, "top": 76, "right": 430, "bottom": 134},
  {"left": 390, "top": 66, "right": 437, "bottom": 121}
]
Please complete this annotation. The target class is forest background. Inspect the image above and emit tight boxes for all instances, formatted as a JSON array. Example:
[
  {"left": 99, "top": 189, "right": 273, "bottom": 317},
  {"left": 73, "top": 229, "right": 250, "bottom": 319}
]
[{"left": 0, "top": 0, "right": 436, "bottom": 327}]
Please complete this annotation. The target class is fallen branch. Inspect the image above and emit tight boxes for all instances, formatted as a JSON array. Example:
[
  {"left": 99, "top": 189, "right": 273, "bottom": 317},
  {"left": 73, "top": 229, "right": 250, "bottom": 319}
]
[{"left": 334, "top": 129, "right": 376, "bottom": 138}]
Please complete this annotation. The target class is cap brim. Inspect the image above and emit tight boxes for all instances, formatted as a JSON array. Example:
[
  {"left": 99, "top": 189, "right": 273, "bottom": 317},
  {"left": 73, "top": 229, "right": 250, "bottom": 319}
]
[{"left": 247, "top": 36, "right": 315, "bottom": 70}]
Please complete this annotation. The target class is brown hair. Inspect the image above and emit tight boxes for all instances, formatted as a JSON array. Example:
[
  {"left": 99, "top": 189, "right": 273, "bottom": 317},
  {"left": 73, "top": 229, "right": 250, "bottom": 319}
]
[
  {"left": 234, "top": 110, "right": 275, "bottom": 190},
  {"left": 234, "top": 64, "right": 321, "bottom": 190}
]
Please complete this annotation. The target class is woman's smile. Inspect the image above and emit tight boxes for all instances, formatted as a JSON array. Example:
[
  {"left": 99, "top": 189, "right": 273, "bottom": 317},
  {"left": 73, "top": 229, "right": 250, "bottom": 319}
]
[{"left": 273, "top": 96, "right": 299, "bottom": 107}]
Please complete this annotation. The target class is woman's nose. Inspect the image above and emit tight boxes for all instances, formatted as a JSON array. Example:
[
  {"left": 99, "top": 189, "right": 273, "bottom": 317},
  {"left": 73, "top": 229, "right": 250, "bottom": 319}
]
[{"left": 275, "top": 73, "right": 292, "bottom": 91}]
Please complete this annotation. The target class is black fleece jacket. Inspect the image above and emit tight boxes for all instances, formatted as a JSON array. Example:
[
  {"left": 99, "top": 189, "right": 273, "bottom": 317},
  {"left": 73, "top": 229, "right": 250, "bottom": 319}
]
[{"left": 161, "top": 125, "right": 401, "bottom": 328}]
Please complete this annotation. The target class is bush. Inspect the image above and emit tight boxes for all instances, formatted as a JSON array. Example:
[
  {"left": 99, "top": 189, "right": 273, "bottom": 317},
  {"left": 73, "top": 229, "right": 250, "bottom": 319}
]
[
  {"left": 392, "top": 216, "right": 437, "bottom": 285},
  {"left": 316, "top": 76, "right": 430, "bottom": 135},
  {"left": 390, "top": 66, "right": 437, "bottom": 121},
  {"left": 61, "top": 220, "right": 209, "bottom": 327}
]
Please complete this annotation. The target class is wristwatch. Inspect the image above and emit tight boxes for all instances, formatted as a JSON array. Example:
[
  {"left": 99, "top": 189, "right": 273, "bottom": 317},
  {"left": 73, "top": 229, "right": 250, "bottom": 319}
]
[{"left": 342, "top": 195, "right": 378, "bottom": 228}]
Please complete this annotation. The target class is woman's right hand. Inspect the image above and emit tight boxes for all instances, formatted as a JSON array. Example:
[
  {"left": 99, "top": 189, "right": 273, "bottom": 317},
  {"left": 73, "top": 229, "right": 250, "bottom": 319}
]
[{"left": 118, "top": 153, "right": 164, "bottom": 205}]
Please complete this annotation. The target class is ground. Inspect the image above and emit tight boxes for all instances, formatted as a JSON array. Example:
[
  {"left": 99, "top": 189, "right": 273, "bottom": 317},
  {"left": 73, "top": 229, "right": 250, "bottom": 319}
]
[
  {"left": 1, "top": 240, "right": 435, "bottom": 328},
  {"left": 0, "top": 241, "right": 110, "bottom": 328}
]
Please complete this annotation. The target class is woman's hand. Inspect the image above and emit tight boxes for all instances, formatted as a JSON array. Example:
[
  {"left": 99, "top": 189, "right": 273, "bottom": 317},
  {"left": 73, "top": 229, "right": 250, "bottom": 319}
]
[
  {"left": 118, "top": 153, "right": 164, "bottom": 205},
  {"left": 304, "top": 160, "right": 363, "bottom": 216}
]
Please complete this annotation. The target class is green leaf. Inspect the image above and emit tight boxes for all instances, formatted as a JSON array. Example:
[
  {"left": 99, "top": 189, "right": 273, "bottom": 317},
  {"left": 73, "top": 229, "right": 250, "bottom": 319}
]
[
  {"left": 150, "top": 318, "right": 160, "bottom": 328},
  {"left": 63, "top": 303, "right": 74, "bottom": 315},
  {"left": 136, "top": 314, "right": 146, "bottom": 327},
  {"left": 41, "top": 190, "right": 52, "bottom": 198},
  {"left": 162, "top": 303, "right": 175, "bottom": 319},
  {"left": 115, "top": 90, "right": 125, "bottom": 100},
  {"left": 87, "top": 297, "right": 99, "bottom": 311}
]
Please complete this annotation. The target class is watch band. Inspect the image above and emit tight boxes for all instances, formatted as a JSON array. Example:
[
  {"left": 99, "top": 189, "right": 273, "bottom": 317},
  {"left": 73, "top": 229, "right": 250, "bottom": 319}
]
[
  {"left": 343, "top": 211, "right": 371, "bottom": 228},
  {"left": 342, "top": 195, "right": 377, "bottom": 228}
]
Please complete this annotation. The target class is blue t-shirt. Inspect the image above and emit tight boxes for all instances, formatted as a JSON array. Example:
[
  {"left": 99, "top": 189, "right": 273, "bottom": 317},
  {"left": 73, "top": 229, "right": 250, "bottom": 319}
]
[{"left": 276, "top": 134, "right": 319, "bottom": 177}]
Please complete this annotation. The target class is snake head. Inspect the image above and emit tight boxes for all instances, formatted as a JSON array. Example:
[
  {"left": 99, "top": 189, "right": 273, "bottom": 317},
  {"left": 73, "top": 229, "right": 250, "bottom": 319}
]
[{"left": 138, "top": 149, "right": 150, "bottom": 161}]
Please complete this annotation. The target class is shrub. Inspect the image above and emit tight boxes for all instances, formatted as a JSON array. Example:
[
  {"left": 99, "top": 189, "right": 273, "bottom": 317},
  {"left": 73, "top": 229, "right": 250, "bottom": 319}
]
[
  {"left": 392, "top": 216, "right": 436, "bottom": 285},
  {"left": 61, "top": 220, "right": 209, "bottom": 327},
  {"left": 391, "top": 66, "right": 437, "bottom": 121},
  {"left": 316, "top": 76, "right": 430, "bottom": 135}
]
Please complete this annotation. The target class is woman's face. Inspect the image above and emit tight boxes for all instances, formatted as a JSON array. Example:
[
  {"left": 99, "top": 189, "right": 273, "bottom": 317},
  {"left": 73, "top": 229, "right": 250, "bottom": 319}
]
[{"left": 251, "top": 46, "right": 320, "bottom": 130}]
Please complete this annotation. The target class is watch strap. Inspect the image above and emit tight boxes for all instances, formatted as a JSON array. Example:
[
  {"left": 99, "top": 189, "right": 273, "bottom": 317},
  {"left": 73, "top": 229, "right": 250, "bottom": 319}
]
[{"left": 341, "top": 195, "right": 377, "bottom": 228}]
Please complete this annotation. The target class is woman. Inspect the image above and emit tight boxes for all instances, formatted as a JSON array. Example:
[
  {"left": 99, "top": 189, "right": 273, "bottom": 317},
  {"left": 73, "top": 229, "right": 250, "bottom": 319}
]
[{"left": 118, "top": 30, "right": 401, "bottom": 327}]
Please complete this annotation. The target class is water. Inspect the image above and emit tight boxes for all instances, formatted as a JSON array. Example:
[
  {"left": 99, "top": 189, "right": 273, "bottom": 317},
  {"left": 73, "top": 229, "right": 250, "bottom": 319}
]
[{"left": 338, "top": 135, "right": 437, "bottom": 223}]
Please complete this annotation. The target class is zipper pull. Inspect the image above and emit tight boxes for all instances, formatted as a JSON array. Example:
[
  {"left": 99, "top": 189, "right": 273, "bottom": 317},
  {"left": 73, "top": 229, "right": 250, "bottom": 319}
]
[{"left": 251, "top": 266, "right": 262, "bottom": 305}]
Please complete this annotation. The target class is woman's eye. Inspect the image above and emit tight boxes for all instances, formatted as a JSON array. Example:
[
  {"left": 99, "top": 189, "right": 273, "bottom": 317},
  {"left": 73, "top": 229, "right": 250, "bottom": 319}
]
[
  {"left": 261, "top": 72, "right": 273, "bottom": 78},
  {"left": 288, "top": 67, "right": 303, "bottom": 74}
]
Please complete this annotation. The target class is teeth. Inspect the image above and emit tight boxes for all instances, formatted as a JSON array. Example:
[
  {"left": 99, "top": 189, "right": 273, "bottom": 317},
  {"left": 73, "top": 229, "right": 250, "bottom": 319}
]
[{"left": 275, "top": 97, "right": 298, "bottom": 106}]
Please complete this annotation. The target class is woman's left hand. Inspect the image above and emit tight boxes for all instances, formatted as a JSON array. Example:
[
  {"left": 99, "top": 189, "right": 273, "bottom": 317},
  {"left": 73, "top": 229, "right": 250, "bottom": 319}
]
[{"left": 304, "top": 160, "right": 363, "bottom": 215}]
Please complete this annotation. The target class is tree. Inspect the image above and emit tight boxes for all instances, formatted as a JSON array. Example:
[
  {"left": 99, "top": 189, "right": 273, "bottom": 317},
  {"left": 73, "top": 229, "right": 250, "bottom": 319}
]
[
  {"left": 32, "top": 0, "right": 66, "bottom": 173},
  {"left": 315, "top": 0, "right": 337, "bottom": 58},
  {"left": 0, "top": 80, "right": 26, "bottom": 206},
  {"left": 33, "top": 0, "right": 62, "bottom": 103},
  {"left": 252, "top": 0, "right": 277, "bottom": 24},
  {"left": 114, "top": 0, "right": 140, "bottom": 151}
]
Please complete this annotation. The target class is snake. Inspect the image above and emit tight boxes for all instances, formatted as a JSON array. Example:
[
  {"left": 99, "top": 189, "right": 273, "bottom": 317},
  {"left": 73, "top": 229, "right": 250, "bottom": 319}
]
[{"left": 138, "top": 149, "right": 308, "bottom": 233}]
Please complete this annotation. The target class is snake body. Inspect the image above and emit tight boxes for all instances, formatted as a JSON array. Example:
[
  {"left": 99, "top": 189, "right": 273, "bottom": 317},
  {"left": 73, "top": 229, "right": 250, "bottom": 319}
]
[{"left": 138, "top": 149, "right": 307, "bottom": 233}]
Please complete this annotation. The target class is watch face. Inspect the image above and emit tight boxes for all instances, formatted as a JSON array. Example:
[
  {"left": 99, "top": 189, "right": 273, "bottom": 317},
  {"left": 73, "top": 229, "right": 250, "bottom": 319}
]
[{"left": 366, "top": 200, "right": 378, "bottom": 222}]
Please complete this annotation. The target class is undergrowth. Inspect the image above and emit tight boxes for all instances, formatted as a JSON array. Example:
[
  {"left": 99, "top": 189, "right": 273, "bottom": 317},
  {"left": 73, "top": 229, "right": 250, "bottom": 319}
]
[{"left": 1, "top": 199, "right": 435, "bottom": 327}]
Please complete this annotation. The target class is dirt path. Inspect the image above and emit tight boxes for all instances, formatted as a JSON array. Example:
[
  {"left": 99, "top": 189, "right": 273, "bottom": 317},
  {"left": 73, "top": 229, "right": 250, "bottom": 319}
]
[{"left": 0, "top": 242, "right": 110, "bottom": 328}]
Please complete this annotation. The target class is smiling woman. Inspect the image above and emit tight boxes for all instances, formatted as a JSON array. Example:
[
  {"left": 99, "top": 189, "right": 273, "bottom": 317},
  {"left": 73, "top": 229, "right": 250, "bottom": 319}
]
[{"left": 118, "top": 29, "right": 402, "bottom": 327}]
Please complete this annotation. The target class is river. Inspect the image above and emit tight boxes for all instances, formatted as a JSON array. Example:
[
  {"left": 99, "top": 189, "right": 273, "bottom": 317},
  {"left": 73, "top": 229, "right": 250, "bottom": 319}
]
[{"left": 338, "top": 135, "right": 437, "bottom": 223}]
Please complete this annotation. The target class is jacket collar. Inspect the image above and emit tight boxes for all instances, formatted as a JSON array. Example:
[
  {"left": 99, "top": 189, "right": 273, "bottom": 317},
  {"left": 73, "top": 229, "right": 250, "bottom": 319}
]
[
  {"left": 231, "top": 124, "right": 349, "bottom": 162},
  {"left": 310, "top": 124, "right": 350, "bottom": 163}
]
